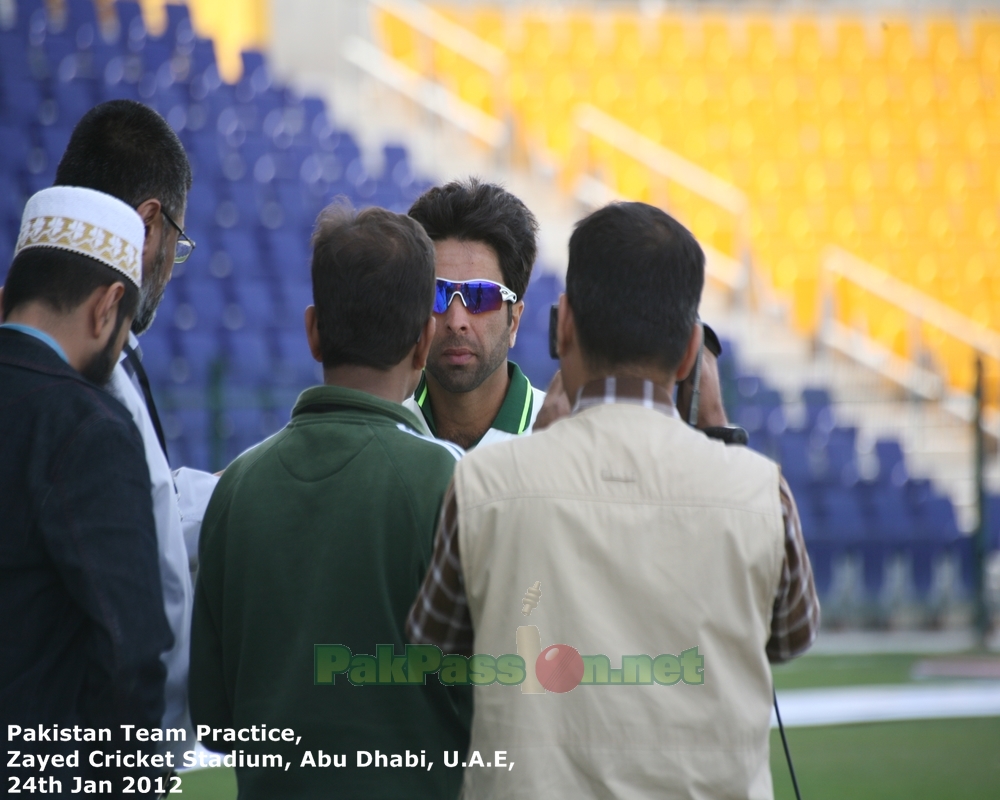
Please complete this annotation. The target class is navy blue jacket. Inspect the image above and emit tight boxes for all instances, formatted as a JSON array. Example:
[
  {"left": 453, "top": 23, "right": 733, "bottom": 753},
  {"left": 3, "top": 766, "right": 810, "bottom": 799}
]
[{"left": 0, "top": 328, "right": 172, "bottom": 788}]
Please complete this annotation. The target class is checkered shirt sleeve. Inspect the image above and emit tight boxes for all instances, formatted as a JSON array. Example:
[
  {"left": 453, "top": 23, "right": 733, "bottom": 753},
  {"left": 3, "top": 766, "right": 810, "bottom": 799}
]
[
  {"left": 406, "top": 480, "right": 474, "bottom": 657},
  {"left": 767, "top": 475, "right": 821, "bottom": 663}
]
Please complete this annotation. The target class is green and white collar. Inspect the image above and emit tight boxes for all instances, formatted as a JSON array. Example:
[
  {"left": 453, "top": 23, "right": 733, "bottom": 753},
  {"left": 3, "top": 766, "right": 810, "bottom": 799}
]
[{"left": 407, "top": 361, "right": 543, "bottom": 449}]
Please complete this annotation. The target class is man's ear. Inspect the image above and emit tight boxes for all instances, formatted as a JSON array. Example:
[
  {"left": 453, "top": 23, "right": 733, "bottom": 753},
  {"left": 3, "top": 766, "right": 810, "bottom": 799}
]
[
  {"left": 90, "top": 282, "right": 126, "bottom": 340},
  {"left": 556, "top": 293, "right": 575, "bottom": 359},
  {"left": 675, "top": 321, "right": 703, "bottom": 382},
  {"left": 508, "top": 299, "right": 524, "bottom": 348},
  {"left": 135, "top": 198, "right": 161, "bottom": 228},
  {"left": 304, "top": 305, "right": 323, "bottom": 363},
  {"left": 413, "top": 316, "right": 436, "bottom": 371},
  {"left": 135, "top": 198, "right": 162, "bottom": 273}
]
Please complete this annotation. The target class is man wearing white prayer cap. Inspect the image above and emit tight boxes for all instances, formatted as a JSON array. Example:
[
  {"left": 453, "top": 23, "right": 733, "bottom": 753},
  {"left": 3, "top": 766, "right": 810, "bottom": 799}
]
[
  {"left": 52, "top": 99, "right": 220, "bottom": 761},
  {"left": 0, "top": 186, "right": 172, "bottom": 792}
]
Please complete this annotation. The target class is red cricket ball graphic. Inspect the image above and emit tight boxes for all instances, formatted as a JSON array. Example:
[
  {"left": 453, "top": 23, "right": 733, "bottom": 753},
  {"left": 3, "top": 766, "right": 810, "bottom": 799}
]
[{"left": 535, "top": 644, "right": 585, "bottom": 693}]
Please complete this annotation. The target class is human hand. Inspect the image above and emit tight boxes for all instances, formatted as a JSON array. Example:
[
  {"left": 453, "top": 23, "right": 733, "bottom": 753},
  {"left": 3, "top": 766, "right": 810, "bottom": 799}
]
[{"left": 676, "top": 347, "right": 729, "bottom": 429}]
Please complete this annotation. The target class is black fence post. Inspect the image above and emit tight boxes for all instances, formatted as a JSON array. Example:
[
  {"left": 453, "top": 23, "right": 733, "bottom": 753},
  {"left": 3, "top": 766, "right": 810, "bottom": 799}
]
[{"left": 973, "top": 356, "right": 989, "bottom": 646}]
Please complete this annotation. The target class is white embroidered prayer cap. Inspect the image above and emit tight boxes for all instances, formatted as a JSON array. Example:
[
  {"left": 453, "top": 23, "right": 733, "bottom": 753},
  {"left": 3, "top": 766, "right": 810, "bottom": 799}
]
[{"left": 15, "top": 186, "right": 145, "bottom": 288}]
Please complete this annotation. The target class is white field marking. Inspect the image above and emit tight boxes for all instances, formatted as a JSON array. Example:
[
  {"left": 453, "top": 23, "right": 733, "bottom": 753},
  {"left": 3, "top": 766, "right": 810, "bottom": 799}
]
[{"left": 772, "top": 681, "right": 1000, "bottom": 728}]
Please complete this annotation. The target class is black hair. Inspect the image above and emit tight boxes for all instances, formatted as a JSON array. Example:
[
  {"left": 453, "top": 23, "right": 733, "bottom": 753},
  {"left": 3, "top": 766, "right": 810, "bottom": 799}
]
[
  {"left": 54, "top": 100, "right": 192, "bottom": 218},
  {"left": 566, "top": 202, "right": 704, "bottom": 373},
  {"left": 407, "top": 178, "right": 538, "bottom": 301},
  {"left": 311, "top": 203, "right": 436, "bottom": 369},
  {"left": 2, "top": 247, "right": 140, "bottom": 327}
]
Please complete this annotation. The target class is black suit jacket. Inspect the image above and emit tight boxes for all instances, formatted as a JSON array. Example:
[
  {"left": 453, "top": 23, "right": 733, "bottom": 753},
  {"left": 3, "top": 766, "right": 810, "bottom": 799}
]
[{"left": 0, "top": 328, "right": 172, "bottom": 788}]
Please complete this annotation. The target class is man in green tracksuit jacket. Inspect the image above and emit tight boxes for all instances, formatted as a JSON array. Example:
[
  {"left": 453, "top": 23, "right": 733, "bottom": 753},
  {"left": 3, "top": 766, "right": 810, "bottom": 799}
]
[{"left": 189, "top": 205, "right": 470, "bottom": 799}]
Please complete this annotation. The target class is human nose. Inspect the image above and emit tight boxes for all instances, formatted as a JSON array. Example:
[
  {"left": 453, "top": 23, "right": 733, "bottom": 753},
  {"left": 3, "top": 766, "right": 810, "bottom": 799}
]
[{"left": 441, "top": 291, "right": 472, "bottom": 330}]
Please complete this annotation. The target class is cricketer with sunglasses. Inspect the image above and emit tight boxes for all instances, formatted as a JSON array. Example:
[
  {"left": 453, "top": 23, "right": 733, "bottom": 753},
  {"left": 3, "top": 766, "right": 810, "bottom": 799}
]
[
  {"left": 51, "top": 100, "right": 220, "bottom": 757},
  {"left": 405, "top": 179, "right": 547, "bottom": 450}
]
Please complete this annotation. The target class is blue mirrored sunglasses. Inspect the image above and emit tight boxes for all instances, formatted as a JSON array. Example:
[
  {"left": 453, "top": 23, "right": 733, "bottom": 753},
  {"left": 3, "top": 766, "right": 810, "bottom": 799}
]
[{"left": 434, "top": 279, "right": 517, "bottom": 314}]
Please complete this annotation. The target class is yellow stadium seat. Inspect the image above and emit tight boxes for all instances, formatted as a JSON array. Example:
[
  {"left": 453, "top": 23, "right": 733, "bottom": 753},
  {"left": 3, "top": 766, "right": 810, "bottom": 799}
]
[
  {"left": 417, "top": 6, "right": 1000, "bottom": 391},
  {"left": 974, "top": 19, "right": 1000, "bottom": 64},
  {"left": 880, "top": 20, "right": 916, "bottom": 73},
  {"left": 836, "top": 20, "right": 869, "bottom": 72},
  {"left": 471, "top": 9, "right": 505, "bottom": 49},
  {"left": 928, "top": 19, "right": 964, "bottom": 70}
]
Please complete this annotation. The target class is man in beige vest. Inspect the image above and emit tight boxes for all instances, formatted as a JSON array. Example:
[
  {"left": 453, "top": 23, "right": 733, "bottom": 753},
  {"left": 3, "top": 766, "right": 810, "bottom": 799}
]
[{"left": 408, "top": 202, "right": 819, "bottom": 799}]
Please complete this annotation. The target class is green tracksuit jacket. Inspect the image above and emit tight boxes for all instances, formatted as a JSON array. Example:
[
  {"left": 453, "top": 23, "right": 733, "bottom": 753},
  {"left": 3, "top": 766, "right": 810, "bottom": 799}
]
[{"left": 190, "top": 385, "right": 470, "bottom": 799}]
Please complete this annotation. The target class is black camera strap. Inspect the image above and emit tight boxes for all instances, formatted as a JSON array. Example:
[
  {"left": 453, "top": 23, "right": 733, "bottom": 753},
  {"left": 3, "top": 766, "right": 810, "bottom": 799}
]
[
  {"left": 774, "top": 689, "right": 803, "bottom": 800},
  {"left": 687, "top": 342, "right": 704, "bottom": 426}
]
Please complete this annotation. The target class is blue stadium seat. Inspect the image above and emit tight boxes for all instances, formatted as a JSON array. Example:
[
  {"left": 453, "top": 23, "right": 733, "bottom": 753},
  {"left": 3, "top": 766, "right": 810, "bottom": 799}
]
[
  {"left": 777, "top": 430, "right": 812, "bottom": 488},
  {"left": 266, "top": 230, "right": 310, "bottom": 284},
  {"left": 174, "top": 331, "right": 221, "bottom": 387},
  {"left": 114, "top": 1, "right": 145, "bottom": 41},
  {"left": 1, "top": 75, "right": 42, "bottom": 122},
  {"left": 273, "top": 180, "right": 315, "bottom": 227},
  {"left": 185, "top": 182, "right": 219, "bottom": 223},
  {"left": 866, "top": 485, "right": 914, "bottom": 540},
  {"left": 276, "top": 282, "right": 313, "bottom": 330},
  {"left": 163, "top": 407, "right": 210, "bottom": 471},
  {"left": 220, "top": 329, "right": 273, "bottom": 386},
  {"left": 100, "top": 73, "right": 140, "bottom": 103},
  {"left": 12, "top": 0, "right": 45, "bottom": 35},
  {"left": 229, "top": 279, "right": 276, "bottom": 328},
  {"left": 241, "top": 50, "right": 266, "bottom": 78},
  {"left": 272, "top": 329, "right": 319, "bottom": 388},
  {"left": 917, "top": 495, "right": 960, "bottom": 541},
  {"left": 190, "top": 38, "right": 216, "bottom": 77},
  {"left": 163, "top": 3, "right": 191, "bottom": 44},
  {"left": 135, "top": 331, "right": 176, "bottom": 386},
  {"left": 42, "top": 32, "right": 77, "bottom": 74},
  {"left": 801, "top": 387, "right": 833, "bottom": 431},
  {"left": 819, "top": 486, "right": 866, "bottom": 542},
  {"left": 874, "top": 438, "right": 906, "bottom": 485},
  {"left": 39, "top": 125, "right": 73, "bottom": 161},
  {"left": 218, "top": 228, "right": 266, "bottom": 279},
  {"left": 177, "top": 278, "right": 228, "bottom": 333},
  {"left": 65, "top": 0, "right": 99, "bottom": 32},
  {"left": 53, "top": 77, "right": 97, "bottom": 128},
  {"left": 24, "top": 169, "right": 56, "bottom": 195},
  {"left": 0, "top": 30, "right": 29, "bottom": 78},
  {"left": 825, "top": 426, "right": 858, "bottom": 485},
  {"left": 0, "top": 123, "right": 31, "bottom": 171},
  {"left": 860, "top": 540, "right": 890, "bottom": 597},
  {"left": 804, "top": 540, "right": 835, "bottom": 597}
]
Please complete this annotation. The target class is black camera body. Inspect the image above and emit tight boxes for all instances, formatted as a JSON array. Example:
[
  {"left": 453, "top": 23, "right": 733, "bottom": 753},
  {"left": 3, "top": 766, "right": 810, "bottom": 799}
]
[{"left": 547, "top": 304, "right": 748, "bottom": 446}]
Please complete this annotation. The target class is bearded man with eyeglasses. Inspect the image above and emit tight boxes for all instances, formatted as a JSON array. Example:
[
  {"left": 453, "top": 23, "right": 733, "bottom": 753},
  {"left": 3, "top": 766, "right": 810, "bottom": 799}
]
[
  {"left": 49, "top": 99, "right": 220, "bottom": 761},
  {"left": 405, "top": 179, "right": 546, "bottom": 450}
]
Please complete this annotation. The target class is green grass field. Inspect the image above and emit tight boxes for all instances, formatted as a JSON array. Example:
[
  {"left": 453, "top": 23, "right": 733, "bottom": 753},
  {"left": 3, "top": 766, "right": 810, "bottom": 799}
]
[{"left": 178, "top": 652, "right": 1000, "bottom": 800}]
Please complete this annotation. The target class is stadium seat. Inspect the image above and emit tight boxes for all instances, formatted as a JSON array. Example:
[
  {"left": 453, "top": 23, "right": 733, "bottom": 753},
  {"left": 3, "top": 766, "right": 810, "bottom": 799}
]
[{"left": 819, "top": 486, "right": 867, "bottom": 542}]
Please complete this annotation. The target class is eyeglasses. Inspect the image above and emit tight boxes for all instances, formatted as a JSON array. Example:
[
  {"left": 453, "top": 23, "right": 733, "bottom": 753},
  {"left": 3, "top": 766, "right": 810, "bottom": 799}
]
[
  {"left": 161, "top": 208, "right": 196, "bottom": 264},
  {"left": 434, "top": 278, "right": 517, "bottom": 314}
]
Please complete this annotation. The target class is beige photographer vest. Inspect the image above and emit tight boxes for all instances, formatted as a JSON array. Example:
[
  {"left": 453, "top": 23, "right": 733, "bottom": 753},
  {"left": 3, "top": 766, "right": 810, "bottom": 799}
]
[{"left": 456, "top": 402, "right": 785, "bottom": 800}]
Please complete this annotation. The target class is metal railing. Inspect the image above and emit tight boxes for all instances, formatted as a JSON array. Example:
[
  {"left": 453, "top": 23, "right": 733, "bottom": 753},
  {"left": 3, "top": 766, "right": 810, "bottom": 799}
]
[
  {"left": 366, "top": 0, "right": 507, "bottom": 76},
  {"left": 351, "top": 0, "right": 512, "bottom": 157},
  {"left": 572, "top": 103, "right": 753, "bottom": 303},
  {"left": 573, "top": 173, "right": 744, "bottom": 295},
  {"left": 342, "top": 37, "right": 507, "bottom": 148},
  {"left": 819, "top": 246, "right": 1000, "bottom": 422}
]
